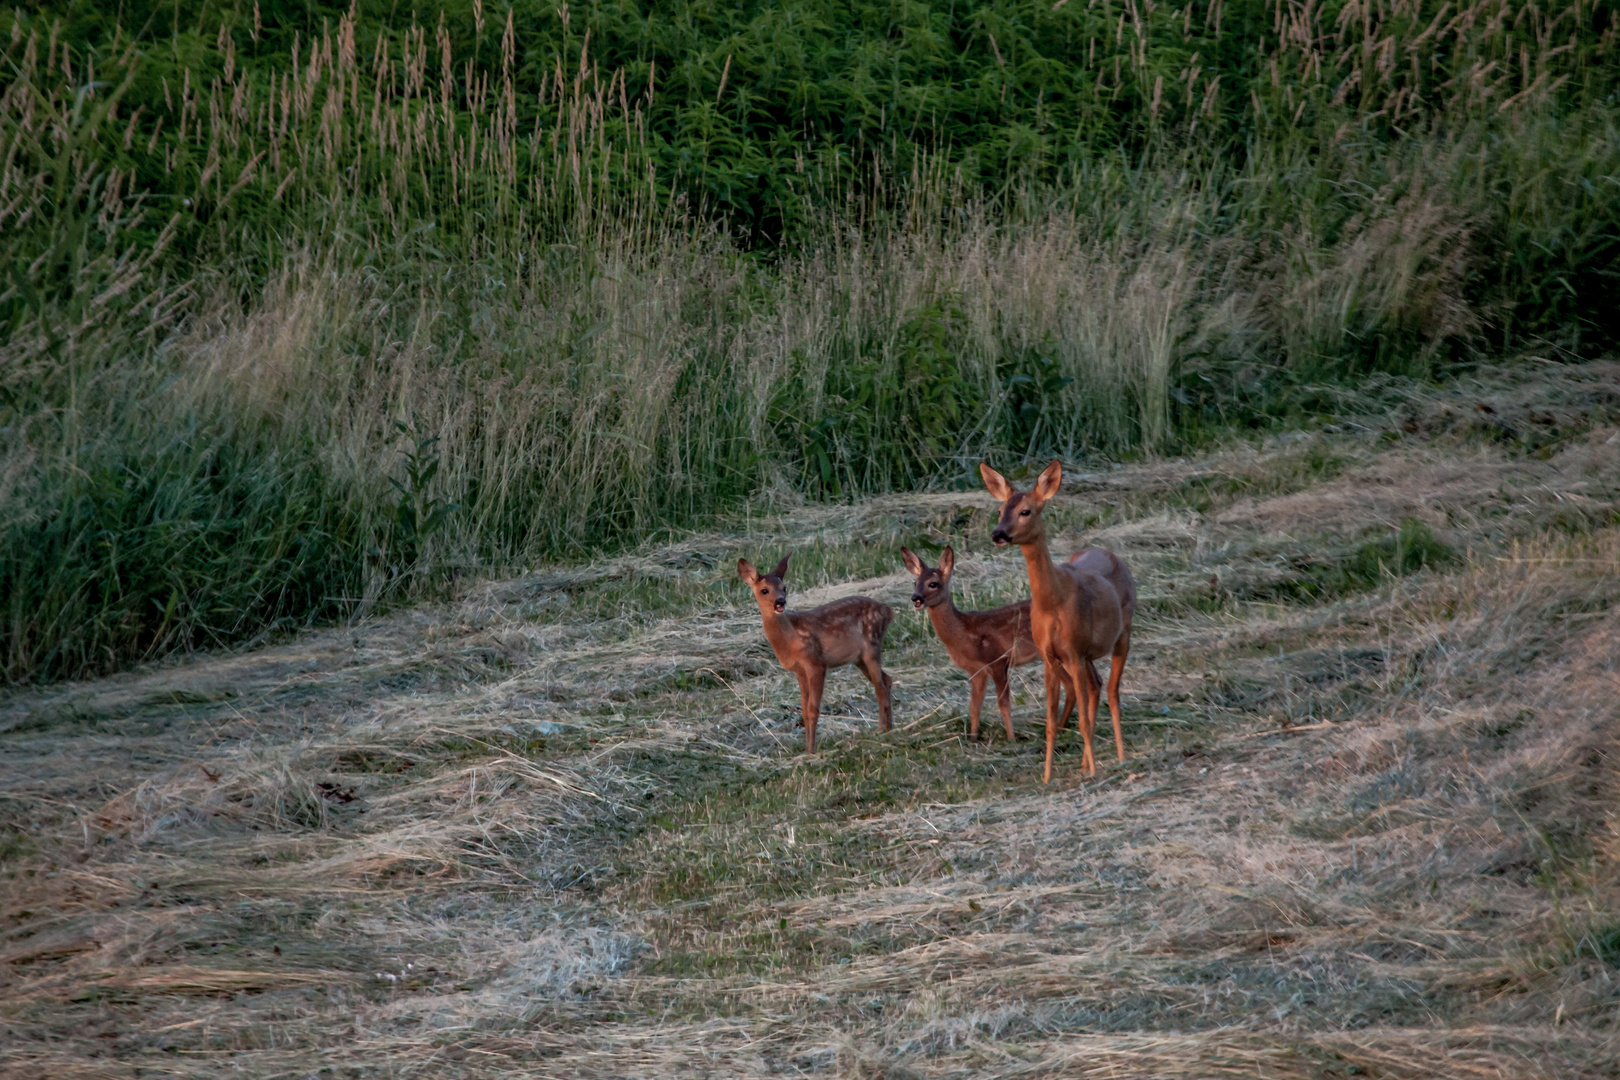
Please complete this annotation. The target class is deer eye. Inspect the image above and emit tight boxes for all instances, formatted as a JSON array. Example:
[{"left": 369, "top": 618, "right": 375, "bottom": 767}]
[
  {"left": 759, "top": 588, "right": 768, "bottom": 595},
  {"left": 1019, "top": 509, "right": 1030, "bottom": 516},
  {"left": 928, "top": 581, "right": 938, "bottom": 588}
]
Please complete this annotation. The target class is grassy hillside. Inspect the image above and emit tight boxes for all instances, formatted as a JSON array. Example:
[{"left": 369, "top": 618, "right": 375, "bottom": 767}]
[{"left": 3, "top": 0, "right": 1619, "bottom": 681}]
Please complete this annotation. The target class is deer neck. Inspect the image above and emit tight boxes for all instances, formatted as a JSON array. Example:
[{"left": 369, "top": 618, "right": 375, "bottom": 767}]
[
  {"left": 926, "top": 594, "right": 968, "bottom": 645},
  {"left": 1018, "top": 527, "right": 1067, "bottom": 612},
  {"left": 759, "top": 607, "right": 798, "bottom": 656}
]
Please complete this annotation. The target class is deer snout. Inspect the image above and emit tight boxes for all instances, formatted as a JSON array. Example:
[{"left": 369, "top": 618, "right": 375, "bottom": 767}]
[
  {"left": 990, "top": 527, "right": 1011, "bottom": 546},
  {"left": 912, "top": 594, "right": 925, "bottom": 610},
  {"left": 773, "top": 597, "right": 786, "bottom": 613}
]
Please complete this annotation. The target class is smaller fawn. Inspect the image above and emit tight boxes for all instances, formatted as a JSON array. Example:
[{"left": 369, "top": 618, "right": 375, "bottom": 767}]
[
  {"left": 738, "top": 555, "right": 894, "bottom": 753},
  {"left": 901, "top": 545, "right": 1072, "bottom": 741}
]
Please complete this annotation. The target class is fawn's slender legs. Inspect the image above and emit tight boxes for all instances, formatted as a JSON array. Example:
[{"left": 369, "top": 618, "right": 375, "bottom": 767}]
[
  {"left": 991, "top": 663, "right": 1018, "bottom": 741},
  {"left": 857, "top": 653, "right": 892, "bottom": 732},
  {"left": 968, "top": 670, "right": 988, "bottom": 740},
  {"left": 796, "top": 667, "right": 827, "bottom": 752},
  {"left": 798, "top": 658, "right": 890, "bottom": 752}
]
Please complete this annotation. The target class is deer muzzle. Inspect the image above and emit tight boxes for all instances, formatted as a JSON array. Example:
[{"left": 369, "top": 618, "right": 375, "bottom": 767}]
[
  {"left": 773, "top": 598, "right": 786, "bottom": 613},
  {"left": 990, "top": 528, "right": 1011, "bottom": 546}
]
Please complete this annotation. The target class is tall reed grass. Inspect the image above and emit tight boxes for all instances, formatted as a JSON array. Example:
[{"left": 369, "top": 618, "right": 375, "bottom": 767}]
[{"left": 3, "top": 1, "right": 1617, "bottom": 682}]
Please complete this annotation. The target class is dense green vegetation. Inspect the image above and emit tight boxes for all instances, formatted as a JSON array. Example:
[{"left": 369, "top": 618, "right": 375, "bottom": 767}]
[{"left": 3, "top": 0, "right": 1618, "bottom": 682}]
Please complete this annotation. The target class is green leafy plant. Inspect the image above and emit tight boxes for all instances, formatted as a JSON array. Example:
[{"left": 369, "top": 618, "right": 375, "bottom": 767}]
[
  {"left": 1001, "top": 344, "right": 1076, "bottom": 461},
  {"left": 385, "top": 418, "right": 460, "bottom": 586}
]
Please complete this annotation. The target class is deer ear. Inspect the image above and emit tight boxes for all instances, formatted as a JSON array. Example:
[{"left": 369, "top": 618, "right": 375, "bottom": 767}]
[
  {"left": 938, "top": 546, "right": 955, "bottom": 577},
  {"left": 772, "top": 554, "right": 791, "bottom": 579},
  {"left": 900, "top": 546, "right": 924, "bottom": 577},
  {"left": 979, "top": 463, "right": 1013, "bottom": 502},
  {"left": 737, "top": 558, "right": 759, "bottom": 584},
  {"left": 1033, "top": 459, "right": 1063, "bottom": 503}
]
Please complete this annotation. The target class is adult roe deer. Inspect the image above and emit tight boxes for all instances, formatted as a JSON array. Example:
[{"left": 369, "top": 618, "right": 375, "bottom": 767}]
[
  {"left": 900, "top": 545, "right": 1073, "bottom": 742},
  {"left": 980, "top": 461, "right": 1137, "bottom": 782},
  {"left": 737, "top": 555, "right": 894, "bottom": 753}
]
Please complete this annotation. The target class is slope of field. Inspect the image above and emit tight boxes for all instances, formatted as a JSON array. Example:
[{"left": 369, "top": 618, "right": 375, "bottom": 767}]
[{"left": 2, "top": 363, "right": 1618, "bottom": 1078}]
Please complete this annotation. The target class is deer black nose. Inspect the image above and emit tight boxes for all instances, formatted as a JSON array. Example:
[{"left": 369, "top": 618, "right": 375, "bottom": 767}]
[
  {"left": 773, "top": 598, "right": 786, "bottom": 612},
  {"left": 991, "top": 528, "right": 1010, "bottom": 546},
  {"left": 912, "top": 596, "right": 924, "bottom": 609}
]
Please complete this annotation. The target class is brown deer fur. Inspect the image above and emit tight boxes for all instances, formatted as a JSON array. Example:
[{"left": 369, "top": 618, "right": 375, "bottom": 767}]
[
  {"left": 981, "top": 460, "right": 1135, "bottom": 782},
  {"left": 1064, "top": 546, "right": 1137, "bottom": 762},
  {"left": 901, "top": 545, "right": 1072, "bottom": 741},
  {"left": 738, "top": 555, "right": 894, "bottom": 753}
]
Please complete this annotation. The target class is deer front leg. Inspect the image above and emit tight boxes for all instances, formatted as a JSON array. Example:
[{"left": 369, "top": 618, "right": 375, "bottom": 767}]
[
  {"left": 968, "top": 669, "right": 988, "bottom": 740},
  {"left": 799, "top": 666, "right": 827, "bottom": 753},
  {"left": 793, "top": 670, "right": 809, "bottom": 730},
  {"left": 1041, "top": 657, "right": 1062, "bottom": 784},
  {"left": 991, "top": 662, "right": 1016, "bottom": 742},
  {"left": 1069, "top": 658, "right": 1097, "bottom": 777}
]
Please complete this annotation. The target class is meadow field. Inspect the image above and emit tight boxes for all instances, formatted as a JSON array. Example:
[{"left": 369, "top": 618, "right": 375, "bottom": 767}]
[
  {"left": 1, "top": 361, "right": 1617, "bottom": 1077},
  {"left": 2, "top": 1, "right": 1618, "bottom": 1074}
]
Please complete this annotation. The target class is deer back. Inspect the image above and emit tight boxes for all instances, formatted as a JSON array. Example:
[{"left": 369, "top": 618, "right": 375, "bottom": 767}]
[
  {"left": 788, "top": 596, "right": 892, "bottom": 668},
  {"left": 947, "top": 600, "right": 1042, "bottom": 669}
]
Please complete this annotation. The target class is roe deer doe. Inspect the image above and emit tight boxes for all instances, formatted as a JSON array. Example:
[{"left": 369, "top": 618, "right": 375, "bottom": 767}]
[
  {"left": 737, "top": 555, "right": 894, "bottom": 753},
  {"left": 900, "top": 545, "right": 1073, "bottom": 742},
  {"left": 980, "top": 461, "right": 1136, "bottom": 782}
]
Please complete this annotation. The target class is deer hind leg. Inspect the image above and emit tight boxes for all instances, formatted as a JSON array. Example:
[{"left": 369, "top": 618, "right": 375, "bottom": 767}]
[
  {"left": 1107, "top": 630, "right": 1129, "bottom": 762},
  {"left": 1084, "top": 660, "right": 1103, "bottom": 747},
  {"left": 991, "top": 662, "right": 1016, "bottom": 742},
  {"left": 799, "top": 666, "right": 827, "bottom": 753},
  {"left": 968, "top": 669, "right": 988, "bottom": 741},
  {"left": 859, "top": 652, "right": 893, "bottom": 733}
]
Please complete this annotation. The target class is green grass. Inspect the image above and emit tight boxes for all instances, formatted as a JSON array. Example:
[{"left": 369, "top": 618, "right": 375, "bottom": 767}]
[
  {"left": 1578, "top": 924, "right": 1620, "bottom": 966},
  {"left": 1168, "top": 446, "right": 1352, "bottom": 514},
  {"left": 1337, "top": 519, "right": 1458, "bottom": 590},
  {"left": 615, "top": 732, "right": 1041, "bottom": 923},
  {"left": 4, "top": 0, "right": 1619, "bottom": 683}
]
